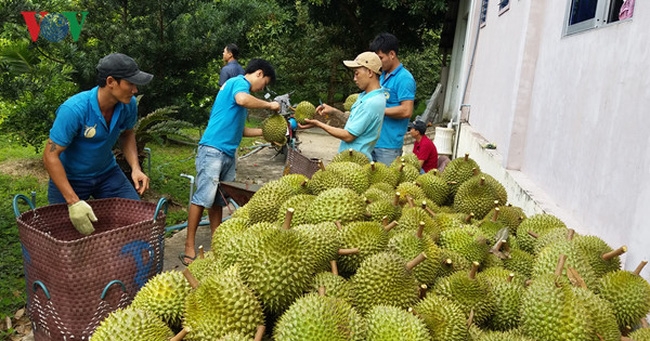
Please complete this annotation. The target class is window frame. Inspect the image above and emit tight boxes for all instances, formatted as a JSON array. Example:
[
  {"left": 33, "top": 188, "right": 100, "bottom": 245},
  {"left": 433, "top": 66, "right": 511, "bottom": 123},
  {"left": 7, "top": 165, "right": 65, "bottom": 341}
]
[
  {"left": 480, "top": 0, "right": 489, "bottom": 27},
  {"left": 498, "top": 0, "right": 510, "bottom": 15},
  {"left": 564, "top": 0, "right": 630, "bottom": 36}
]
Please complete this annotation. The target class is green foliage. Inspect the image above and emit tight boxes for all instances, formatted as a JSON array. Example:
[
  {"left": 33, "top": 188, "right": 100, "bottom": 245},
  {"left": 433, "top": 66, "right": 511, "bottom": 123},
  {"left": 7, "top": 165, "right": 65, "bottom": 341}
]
[{"left": 131, "top": 106, "right": 197, "bottom": 153}]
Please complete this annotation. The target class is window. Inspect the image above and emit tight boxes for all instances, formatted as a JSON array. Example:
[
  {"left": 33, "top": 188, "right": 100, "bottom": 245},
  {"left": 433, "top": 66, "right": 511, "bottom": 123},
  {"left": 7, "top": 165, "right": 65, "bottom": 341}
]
[
  {"left": 480, "top": 0, "right": 489, "bottom": 27},
  {"left": 565, "top": 0, "right": 633, "bottom": 35},
  {"left": 499, "top": 0, "right": 510, "bottom": 15}
]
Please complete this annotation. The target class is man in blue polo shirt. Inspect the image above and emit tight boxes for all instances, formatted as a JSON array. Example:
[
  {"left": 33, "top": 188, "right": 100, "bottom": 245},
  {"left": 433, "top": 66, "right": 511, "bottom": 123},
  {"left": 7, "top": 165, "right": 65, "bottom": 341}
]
[
  {"left": 301, "top": 52, "right": 385, "bottom": 161},
  {"left": 43, "top": 53, "right": 153, "bottom": 235},
  {"left": 181, "top": 59, "right": 280, "bottom": 265},
  {"left": 369, "top": 32, "right": 417, "bottom": 165}
]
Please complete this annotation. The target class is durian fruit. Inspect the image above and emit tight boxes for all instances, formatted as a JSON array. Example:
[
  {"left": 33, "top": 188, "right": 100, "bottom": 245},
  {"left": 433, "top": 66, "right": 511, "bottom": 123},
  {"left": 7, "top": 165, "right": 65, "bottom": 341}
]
[
  {"left": 515, "top": 213, "right": 567, "bottom": 254},
  {"left": 343, "top": 93, "right": 360, "bottom": 111},
  {"left": 433, "top": 212, "right": 474, "bottom": 232},
  {"left": 439, "top": 227, "right": 490, "bottom": 265},
  {"left": 307, "top": 168, "right": 347, "bottom": 194},
  {"left": 90, "top": 307, "right": 173, "bottom": 341},
  {"left": 519, "top": 257, "right": 593, "bottom": 341},
  {"left": 532, "top": 227, "right": 575, "bottom": 255},
  {"left": 278, "top": 173, "right": 310, "bottom": 194},
  {"left": 485, "top": 204, "right": 526, "bottom": 231},
  {"left": 294, "top": 100, "right": 316, "bottom": 124},
  {"left": 247, "top": 179, "right": 294, "bottom": 224},
  {"left": 275, "top": 194, "right": 316, "bottom": 227},
  {"left": 308, "top": 266, "right": 355, "bottom": 303},
  {"left": 502, "top": 248, "right": 534, "bottom": 279},
  {"left": 413, "top": 294, "right": 469, "bottom": 341},
  {"left": 130, "top": 270, "right": 192, "bottom": 328},
  {"left": 332, "top": 148, "right": 371, "bottom": 165},
  {"left": 532, "top": 237, "right": 599, "bottom": 290},
  {"left": 483, "top": 273, "right": 524, "bottom": 332},
  {"left": 187, "top": 251, "right": 226, "bottom": 283},
  {"left": 441, "top": 153, "right": 480, "bottom": 202},
  {"left": 211, "top": 217, "right": 250, "bottom": 259},
  {"left": 572, "top": 286, "right": 621, "bottom": 341},
  {"left": 415, "top": 171, "right": 450, "bottom": 206},
  {"left": 453, "top": 175, "right": 507, "bottom": 220},
  {"left": 432, "top": 262, "right": 495, "bottom": 325},
  {"left": 395, "top": 163, "right": 420, "bottom": 184},
  {"left": 216, "top": 222, "right": 276, "bottom": 269},
  {"left": 387, "top": 230, "right": 443, "bottom": 286},
  {"left": 391, "top": 154, "right": 422, "bottom": 171},
  {"left": 273, "top": 293, "right": 366, "bottom": 341},
  {"left": 369, "top": 181, "right": 397, "bottom": 194},
  {"left": 364, "top": 187, "right": 393, "bottom": 202},
  {"left": 261, "top": 113, "right": 288, "bottom": 146},
  {"left": 337, "top": 221, "right": 391, "bottom": 275},
  {"left": 237, "top": 226, "right": 314, "bottom": 316},
  {"left": 437, "top": 248, "right": 473, "bottom": 278},
  {"left": 218, "top": 331, "right": 251, "bottom": 341},
  {"left": 230, "top": 202, "right": 250, "bottom": 219},
  {"left": 395, "top": 206, "right": 440, "bottom": 242},
  {"left": 350, "top": 252, "right": 422, "bottom": 315},
  {"left": 325, "top": 161, "right": 371, "bottom": 194},
  {"left": 476, "top": 208, "right": 508, "bottom": 244},
  {"left": 365, "top": 198, "right": 400, "bottom": 223},
  {"left": 629, "top": 327, "right": 650, "bottom": 341},
  {"left": 476, "top": 330, "right": 537, "bottom": 341},
  {"left": 395, "top": 182, "right": 427, "bottom": 206},
  {"left": 183, "top": 266, "right": 265, "bottom": 340},
  {"left": 598, "top": 262, "right": 650, "bottom": 330},
  {"left": 294, "top": 221, "right": 340, "bottom": 272},
  {"left": 364, "top": 162, "right": 399, "bottom": 187},
  {"left": 365, "top": 305, "right": 430, "bottom": 341},
  {"left": 308, "top": 187, "right": 366, "bottom": 224},
  {"left": 573, "top": 235, "right": 625, "bottom": 277}
]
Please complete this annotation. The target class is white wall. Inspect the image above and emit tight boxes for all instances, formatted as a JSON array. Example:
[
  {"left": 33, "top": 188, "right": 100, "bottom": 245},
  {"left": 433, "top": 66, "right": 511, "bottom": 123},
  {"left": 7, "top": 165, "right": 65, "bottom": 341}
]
[{"left": 448, "top": 0, "right": 650, "bottom": 278}]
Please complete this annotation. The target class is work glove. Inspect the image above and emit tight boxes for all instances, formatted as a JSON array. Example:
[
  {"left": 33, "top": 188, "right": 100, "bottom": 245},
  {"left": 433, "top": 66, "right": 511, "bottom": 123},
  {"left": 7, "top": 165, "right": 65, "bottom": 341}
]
[{"left": 68, "top": 200, "right": 98, "bottom": 235}]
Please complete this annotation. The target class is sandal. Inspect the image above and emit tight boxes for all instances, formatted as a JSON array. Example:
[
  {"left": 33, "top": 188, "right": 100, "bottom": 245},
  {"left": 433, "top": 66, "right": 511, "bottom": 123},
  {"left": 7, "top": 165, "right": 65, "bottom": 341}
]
[{"left": 178, "top": 253, "right": 196, "bottom": 266}]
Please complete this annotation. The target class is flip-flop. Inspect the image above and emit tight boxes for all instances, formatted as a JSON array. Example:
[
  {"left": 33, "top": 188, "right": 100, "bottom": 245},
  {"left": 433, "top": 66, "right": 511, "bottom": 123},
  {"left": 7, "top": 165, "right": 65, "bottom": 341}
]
[{"left": 178, "top": 253, "right": 196, "bottom": 266}]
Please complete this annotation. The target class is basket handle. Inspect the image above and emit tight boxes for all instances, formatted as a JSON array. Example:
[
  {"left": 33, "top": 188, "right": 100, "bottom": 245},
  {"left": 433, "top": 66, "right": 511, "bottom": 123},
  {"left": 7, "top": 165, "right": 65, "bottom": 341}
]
[
  {"left": 13, "top": 193, "right": 35, "bottom": 218},
  {"left": 100, "top": 280, "right": 127, "bottom": 300},
  {"left": 33, "top": 281, "right": 51, "bottom": 300},
  {"left": 153, "top": 197, "right": 168, "bottom": 223}
]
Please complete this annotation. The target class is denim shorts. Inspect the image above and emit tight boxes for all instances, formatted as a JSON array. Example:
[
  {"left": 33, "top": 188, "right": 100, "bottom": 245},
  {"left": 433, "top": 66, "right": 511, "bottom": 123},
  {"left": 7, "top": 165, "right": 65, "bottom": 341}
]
[
  {"left": 47, "top": 166, "right": 140, "bottom": 204},
  {"left": 372, "top": 148, "right": 403, "bottom": 166},
  {"left": 191, "top": 145, "right": 236, "bottom": 208}
]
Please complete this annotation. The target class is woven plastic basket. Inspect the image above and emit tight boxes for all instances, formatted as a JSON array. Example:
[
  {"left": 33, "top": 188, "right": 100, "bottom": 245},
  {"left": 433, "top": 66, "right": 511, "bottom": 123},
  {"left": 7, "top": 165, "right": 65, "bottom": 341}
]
[
  {"left": 283, "top": 147, "right": 323, "bottom": 178},
  {"left": 14, "top": 196, "right": 167, "bottom": 341}
]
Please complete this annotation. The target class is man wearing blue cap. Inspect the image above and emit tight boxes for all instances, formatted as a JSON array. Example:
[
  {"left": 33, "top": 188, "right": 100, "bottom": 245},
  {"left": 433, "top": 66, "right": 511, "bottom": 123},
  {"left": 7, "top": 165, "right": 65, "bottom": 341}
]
[{"left": 43, "top": 53, "right": 153, "bottom": 235}]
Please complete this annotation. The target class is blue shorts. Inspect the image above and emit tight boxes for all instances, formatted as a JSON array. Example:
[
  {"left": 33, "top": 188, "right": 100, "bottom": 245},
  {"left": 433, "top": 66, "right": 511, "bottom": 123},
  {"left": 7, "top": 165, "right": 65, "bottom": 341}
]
[
  {"left": 48, "top": 166, "right": 140, "bottom": 204},
  {"left": 372, "top": 148, "right": 403, "bottom": 166},
  {"left": 191, "top": 145, "right": 236, "bottom": 208}
]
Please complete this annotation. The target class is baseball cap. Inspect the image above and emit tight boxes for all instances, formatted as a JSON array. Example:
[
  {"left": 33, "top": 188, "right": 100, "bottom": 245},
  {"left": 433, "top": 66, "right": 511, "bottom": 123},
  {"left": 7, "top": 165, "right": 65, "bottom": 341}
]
[
  {"left": 343, "top": 52, "right": 382, "bottom": 74},
  {"left": 97, "top": 53, "right": 153, "bottom": 85},
  {"left": 408, "top": 120, "right": 427, "bottom": 135}
]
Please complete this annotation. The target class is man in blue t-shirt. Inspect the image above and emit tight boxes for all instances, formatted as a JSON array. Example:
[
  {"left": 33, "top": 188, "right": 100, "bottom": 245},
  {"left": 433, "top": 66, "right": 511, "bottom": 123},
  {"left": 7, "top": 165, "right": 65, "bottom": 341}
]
[
  {"left": 301, "top": 52, "right": 385, "bottom": 161},
  {"left": 181, "top": 59, "right": 280, "bottom": 265},
  {"left": 369, "top": 33, "right": 417, "bottom": 165},
  {"left": 218, "top": 43, "right": 245, "bottom": 89},
  {"left": 43, "top": 53, "right": 154, "bottom": 235}
]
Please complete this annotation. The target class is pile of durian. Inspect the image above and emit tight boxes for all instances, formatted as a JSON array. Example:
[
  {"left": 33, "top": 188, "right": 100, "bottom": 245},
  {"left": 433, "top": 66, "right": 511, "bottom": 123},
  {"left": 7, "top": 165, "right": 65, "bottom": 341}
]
[{"left": 91, "top": 151, "right": 650, "bottom": 341}]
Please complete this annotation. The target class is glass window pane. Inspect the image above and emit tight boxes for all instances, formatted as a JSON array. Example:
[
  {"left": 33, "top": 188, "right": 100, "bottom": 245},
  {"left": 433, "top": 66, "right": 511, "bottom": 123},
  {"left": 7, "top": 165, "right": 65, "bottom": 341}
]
[{"left": 570, "top": 0, "right": 598, "bottom": 25}]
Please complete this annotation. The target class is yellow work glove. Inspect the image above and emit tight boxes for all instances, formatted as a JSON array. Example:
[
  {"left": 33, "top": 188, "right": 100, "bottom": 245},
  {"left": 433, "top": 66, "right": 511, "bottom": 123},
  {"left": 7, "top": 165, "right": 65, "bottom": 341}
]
[{"left": 68, "top": 200, "right": 98, "bottom": 235}]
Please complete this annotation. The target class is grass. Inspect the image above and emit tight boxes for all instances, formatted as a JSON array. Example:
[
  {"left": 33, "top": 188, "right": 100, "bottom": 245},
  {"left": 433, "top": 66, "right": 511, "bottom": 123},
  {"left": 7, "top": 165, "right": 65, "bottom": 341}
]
[{"left": 0, "top": 117, "right": 265, "bottom": 323}]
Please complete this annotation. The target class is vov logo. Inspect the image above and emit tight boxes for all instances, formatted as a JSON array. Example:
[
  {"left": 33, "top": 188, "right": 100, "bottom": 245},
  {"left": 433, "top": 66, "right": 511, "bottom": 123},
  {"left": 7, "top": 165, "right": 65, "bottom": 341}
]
[{"left": 21, "top": 11, "right": 88, "bottom": 42}]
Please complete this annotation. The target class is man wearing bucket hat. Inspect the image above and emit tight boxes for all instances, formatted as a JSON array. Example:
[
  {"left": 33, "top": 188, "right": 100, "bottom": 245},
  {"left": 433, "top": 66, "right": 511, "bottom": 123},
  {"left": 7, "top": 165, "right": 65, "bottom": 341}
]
[
  {"left": 43, "top": 53, "right": 153, "bottom": 235},
  {"left": 300, "top": 52, "right": 386, "bottom": 161},
  {"left": 408, "top": 120, "right": 438, "bottom": 173}
]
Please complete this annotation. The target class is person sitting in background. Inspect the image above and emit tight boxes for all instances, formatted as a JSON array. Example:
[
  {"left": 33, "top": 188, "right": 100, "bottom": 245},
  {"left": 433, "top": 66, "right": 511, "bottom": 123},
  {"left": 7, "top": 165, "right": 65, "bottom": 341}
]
[{"left": 408, "top": 120, "right": 438, "bottom": 173}]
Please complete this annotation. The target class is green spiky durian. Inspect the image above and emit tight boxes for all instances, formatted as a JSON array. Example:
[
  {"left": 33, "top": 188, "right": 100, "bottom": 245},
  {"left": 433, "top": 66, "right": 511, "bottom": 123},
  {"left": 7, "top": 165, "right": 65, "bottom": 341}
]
[
  {"left": 629, "top": 328, "right": 650, "bottom": 341},
  {"left": 294, "top": 221, "right": 340, "bottom": 272},
  {"left": 572, "top": 286, "right": 621, "bottom": 341},
  {"left": 343, "top": 93, "right": 360, "bottom": 111},
  {"left": 387, "top": 231, "right": 443, "bottom": 286},
  {"left": 519, "top": 274, "right": 592, "bottom": 341},
  {"left": 238, "top": 227, "right": 313, "bottom": 316},
  {"left": 515, "top": 213, "right": 567, "bottom": 254},
  {"left": 325, "top": 161, "right": 370, "bottom": 194},
  {"left": 598, "top": 269, "right": 650, "bottom": 330},
  {"left": 395, "top": 163, "right": 420, "bottom": 184},
  {"left": 309, "top": 271, "right": 355, "bottom": 303},
  {"left": 187, "top": 252, "right": 226, "bottom": 283},
  {"left": 502, "top": 248, "right": 534, "bottom": 279},
  {"left": 261, "top": 113, "right": 288, "bottom": 145},
  {"left": 432, "top": 263, "right": 495, "bottom": 325},
  {"left": 247, "top": 179, "right": 294, "bottom": 224},
  {"left": 350, "top": 252, "right": 421, "bottom": 315},
  {"left": 573, "top": 235, "right": 624, "bottom": 277},
  {"left": 485, "top": 205, "right": 526, "bottom": 231},
  {"left": 395, "top": 206, "right": 440, "bottom": 242},
  {"left": 484, "top": 275, "right": 524, "bottom": 331},
  {"left": 413, "top": 295, "right": 469, "bottom": 341},
  {"left": 90, "top": 308, "right": 173, "bottom": 341},
  {"left": 365, "top": 305, "right": 430, "bottom": 341},
  {"left": 308, "top": 187, "right": 366, "bottom": 224},
  {"left": 477, "top": 331, "right": 537, "bottom": 341},
  {"left": 332, "top": 148, "right": 371, "bottom": 165},
  {"left": 129, "top": 271, "right": 191, "bottom": 328},
  {"left": 391, "top": 154, "right": 422, "bottom": 171},
  {"left": 437, "top": 248, "right": 473, "bottom": 278},
  {"left": 273, "top": 293, "right": 366, "bottom": 341},
  {"left": 217, "top": 222, "right": 276, "bottom": 269},
  {"left": 453, "top": 176, "right": 506, "bottom": 220},
  {"left": 365, "top": 162, "right": 400, "bottom": 187},
  {"left": 365, "top": 198, "right": 400, "bottom": 223},
  {"left": 439, "top": 227, "right": 490, "bottom": 264},
  {"left": 278, "top": 173, "right": 310, "bottom": 194},
  {"left": 183, "top": 266, "right": 265, "bottom": 340},
  {"left": 364, "top": 187, "right": 393, "bottom": 202},
  {"left": 218, "top": 332, "right": 252, "bottom": 341},
  {"left": 307, "top": 168, "right": 347, "bottom": 194},
  {"left": 294, "top": 100, "right": 316, "bottom": 124},
  {"left": 532, "top": 239, "right": 599, "bottom": 290},
  {"left": 415, "top": 171, "right": 450, "bottom": 206},
  {"left": 275, "top": 194, "right": 316, "bottom": 227},
  {"left": 433, "top": 212, "right": 473, "bottom": 232},
  {"left": 394, "top": 182, "right": 427, "bottom": 206},
  {"left": 337, "top": 221, "right": 390, "bottom": 275},
  {"left": 211, "top": 217, "right": 249, "bottom": 259},
  {"left": 441, "top": 153, "right": 480, "bottom": 201}
]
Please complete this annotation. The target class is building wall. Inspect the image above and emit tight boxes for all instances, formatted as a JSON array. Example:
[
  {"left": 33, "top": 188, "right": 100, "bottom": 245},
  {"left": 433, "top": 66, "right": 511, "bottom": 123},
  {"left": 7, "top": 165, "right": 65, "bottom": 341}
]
[{"left": 449, "top": 0, "right": 650, "bottom": 278}]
